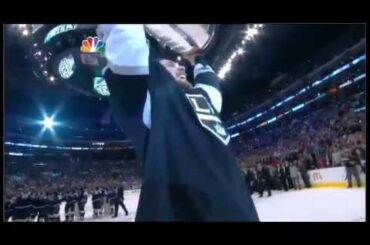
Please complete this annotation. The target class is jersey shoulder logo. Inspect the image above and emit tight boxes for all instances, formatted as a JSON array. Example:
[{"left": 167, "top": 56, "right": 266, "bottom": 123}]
[{"left": 185, "top": 93, "right": 230, "bottom": 145}]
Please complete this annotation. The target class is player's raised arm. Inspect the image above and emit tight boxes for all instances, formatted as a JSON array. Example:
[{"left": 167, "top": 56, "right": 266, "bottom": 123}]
[
  {"left": 185, "top": 52, "right": 223, "bottom": 114},
  {"left": 97, "top": 24, "right": 149, "bottom": 76},
  {"left": 97, "top": 24, "right": 151, "bottom": 160}
]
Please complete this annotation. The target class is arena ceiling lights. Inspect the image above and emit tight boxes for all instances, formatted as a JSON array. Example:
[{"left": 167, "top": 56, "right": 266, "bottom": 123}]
[
  {"left": 42, "top": 117, "right": 55, "bottom": 130},
  {"left": 13, "top": 24, "right": 44, "bottom": 38},
  {"left": 12, "top": 25, "right": 58, "bottom": 83},
  {"left": 4, "top": 141, "right": 127, "bottom": 152},
  {"left": 15, "top": 24, "right": 31, "bottom": 36},
  {"left": 230, "top": 72, "right": 366, "bottom": 137},
  {"left": 228, "top": 54, "right": 366, "bottom": 131},
  {"left": 217, "top": 24, "right": 264, "bottom": 80}
]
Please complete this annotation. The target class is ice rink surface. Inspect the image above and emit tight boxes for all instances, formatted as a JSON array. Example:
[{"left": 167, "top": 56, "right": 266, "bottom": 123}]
[{"left": 60, "top": 187, "right": 365, "bottom": 222}]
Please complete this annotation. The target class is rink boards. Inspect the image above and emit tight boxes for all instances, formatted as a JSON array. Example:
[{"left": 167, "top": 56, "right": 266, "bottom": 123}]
[{"left": 308, "top": 166, "right": 366, "bottom": 188}]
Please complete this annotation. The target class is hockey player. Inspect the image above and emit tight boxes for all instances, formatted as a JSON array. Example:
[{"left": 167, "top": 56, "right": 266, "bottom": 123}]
[
  {"left": 28, "top": 192, "right": 38, "bottom": 221},
  {"left": 32, "top": 192, "right": 41, "bottom": 221},
  {"left": 97, "top": 24, "right": 259, "bottom": 221},
  {"left": 98, "top": 187, "right": 105, "bottom": 218},
  {"left": 45, "top": 193, "right": 54, "bottom": 222},
  {"left": 102, "top": 187, "right": 108, "bottom": 217},
  {"left": 92, "top": 187, "right": 101, "bottom": 218},
  {"left": 36, "top": 192, "right": 48, "bottom": 222},
  {"left": 12, "top": 192, "right": 31, "bottom": 222},
  {"left": 48, "top": 193, "right": 61, "bottom": 222},
  {"left": 5, "top": 195, "right": 14, "bottom": 222},
  {"left": 108, "top": 187, "right": 116, "bottom": 216},
  {"left": 77, "top": 188, "right": 88, "bottom": 221},
  {"left": 64, "top": 191, "right": 75, "bottom": 222}
]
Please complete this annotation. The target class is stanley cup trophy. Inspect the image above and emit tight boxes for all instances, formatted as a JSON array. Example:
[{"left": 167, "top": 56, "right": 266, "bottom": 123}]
[
  {"left": 144, "top": 24, "right": 217, "bottom": 55},
  {"left": 80, "top": 24, "right": 217, "bottom": 67}
]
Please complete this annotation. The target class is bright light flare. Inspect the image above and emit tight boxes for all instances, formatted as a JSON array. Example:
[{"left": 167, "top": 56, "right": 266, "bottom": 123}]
[
  {"left": 246, "top": 27, "right": 258, "bottom": 37},
  {"left": 237, "top": 48, "right": 244, "bottom": 55},
  {"left": 43, "top": 117, "right": 55, "bottom": 129},
  {"left": 22, "top": 29, "right": 29, "bottom": 36}
]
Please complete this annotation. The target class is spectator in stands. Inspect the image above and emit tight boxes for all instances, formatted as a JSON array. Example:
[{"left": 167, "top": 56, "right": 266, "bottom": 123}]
[{"left": 331, "top": 145, "right": 343, "bottom": 166}]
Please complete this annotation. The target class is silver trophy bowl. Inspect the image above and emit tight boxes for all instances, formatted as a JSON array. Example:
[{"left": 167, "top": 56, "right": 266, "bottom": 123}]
[
  {"left": 144, "top": 24, "right": 217, "bottom": 54},
  {"left": 80, "top": 24, "right": 217, "bottom": 67}
]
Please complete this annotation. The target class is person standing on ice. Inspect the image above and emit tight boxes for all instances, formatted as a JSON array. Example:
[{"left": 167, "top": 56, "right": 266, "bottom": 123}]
[
  {"left": 289, "top": 162, "right": 300, "bottom": 190},
  {"left": 299, "top": 151, "right": 312, "bottom": 188},
  {"left": 351, "top": 140, "right": 365, "bottom": 174},
  {"left": 113, "top": 183, "right": 129, "bottom": 217},
  {"left": 343, "top": 149, "right": 362, "bottom": 188},
  {"left": 256, "top": 163, "right": 272, "bottom": 197}
]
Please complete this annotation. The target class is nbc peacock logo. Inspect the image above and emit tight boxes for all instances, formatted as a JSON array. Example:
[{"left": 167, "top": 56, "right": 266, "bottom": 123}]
[{"left": 80, "top": 36, "right": 105, "bottom": 54}]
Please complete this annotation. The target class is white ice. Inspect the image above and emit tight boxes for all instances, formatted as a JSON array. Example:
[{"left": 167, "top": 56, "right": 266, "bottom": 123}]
[
  {"left": 59, "top": 188, "right": 365, "bottom": 222},
  {"left": 250, "top": 188, "right": 366, "bottom": 222}
]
